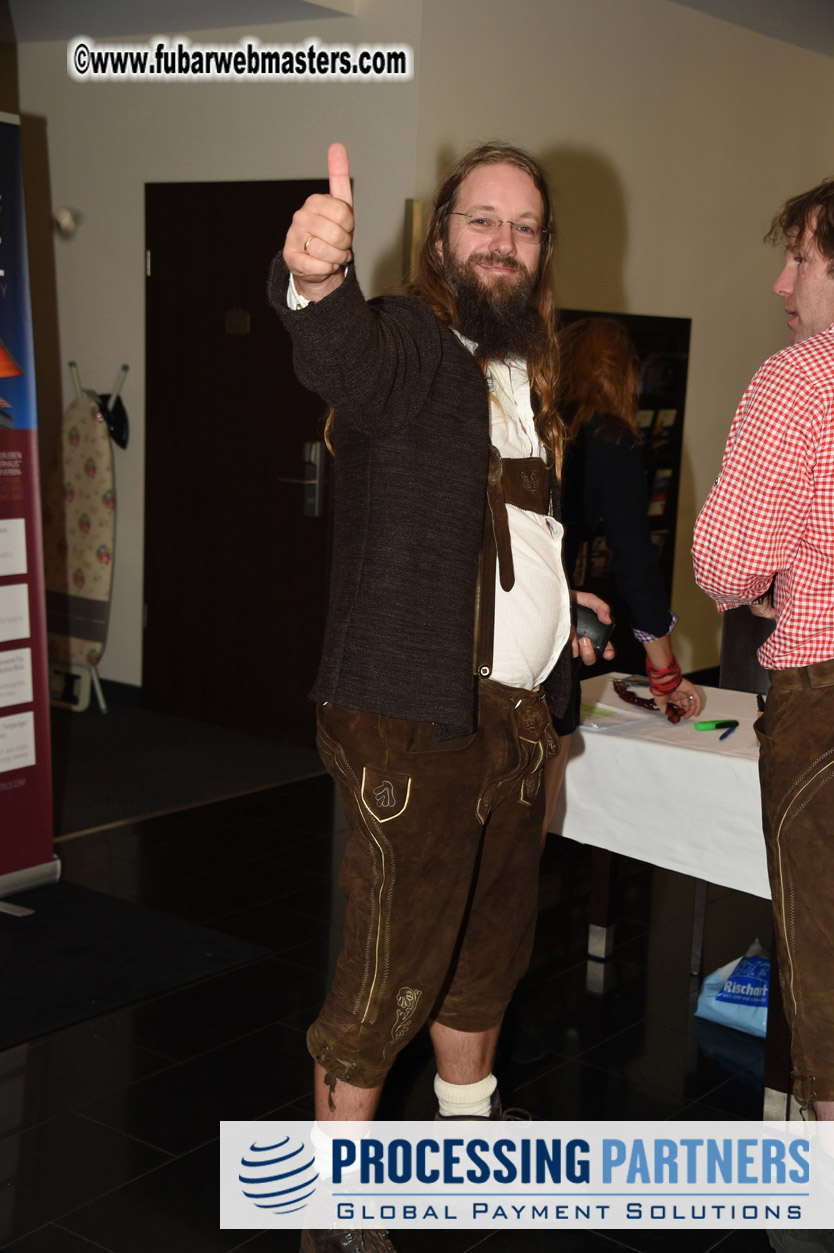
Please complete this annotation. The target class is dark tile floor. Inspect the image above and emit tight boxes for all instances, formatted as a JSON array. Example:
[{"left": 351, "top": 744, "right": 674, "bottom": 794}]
[{"left": 1, "top": 774, "right": 777, "bottom": 1252}]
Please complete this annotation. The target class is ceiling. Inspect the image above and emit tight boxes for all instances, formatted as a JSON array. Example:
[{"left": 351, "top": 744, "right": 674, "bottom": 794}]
[
  {"left": 8, "top": 0, "right": 356, "bottom": 43},
  {"left": 668, "top": 0, "right": 834, "bottom": 57},
  {"left": 8, "top": 0, "right": 834, "bottom": 58}
]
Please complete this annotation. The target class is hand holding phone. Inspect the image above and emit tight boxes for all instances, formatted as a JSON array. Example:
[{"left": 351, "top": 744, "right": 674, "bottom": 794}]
[{"left": 572, "top": 603, "right": 616, "bottom": 660}]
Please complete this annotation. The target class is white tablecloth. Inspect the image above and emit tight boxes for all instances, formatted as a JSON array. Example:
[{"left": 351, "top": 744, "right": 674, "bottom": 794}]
[{"left": 552, "top": 673, "right": 770, "bottom": 899}]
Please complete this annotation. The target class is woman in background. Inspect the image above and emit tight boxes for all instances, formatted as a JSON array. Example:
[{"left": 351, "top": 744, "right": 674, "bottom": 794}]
[{"left": 544, "top": 317, "right": 702, "bottom": 834}]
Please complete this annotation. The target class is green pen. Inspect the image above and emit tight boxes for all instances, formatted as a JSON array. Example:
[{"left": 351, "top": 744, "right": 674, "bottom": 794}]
[{"left": 694, "top": 719, "right": 739, "bottom": 731}]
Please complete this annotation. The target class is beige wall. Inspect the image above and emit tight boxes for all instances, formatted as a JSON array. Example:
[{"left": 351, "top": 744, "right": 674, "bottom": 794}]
[
  {"left": 416, "top": 0, "right": 834, "bottom": 671},
  {"left": 17, "top": 1, "right": 421, "bottom": 685},
  {"left": 17, "top": 0, "right": 834, "bottom": 684}
]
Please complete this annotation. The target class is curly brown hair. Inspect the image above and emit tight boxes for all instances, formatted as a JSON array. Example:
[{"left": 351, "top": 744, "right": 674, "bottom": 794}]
[
  {"left": 408, "top": 141, "right": 563, "bottom": 469},
  {"left": 557, "top": 317, "right": 640, "bottom": 441},
  {"left": 766, "top": 177, "right": 834, "bottom": 276}
]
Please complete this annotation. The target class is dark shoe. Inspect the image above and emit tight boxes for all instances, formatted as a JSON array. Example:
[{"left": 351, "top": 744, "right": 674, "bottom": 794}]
[
  {"left": 435, "top": 1088, "right": 532, "bottom": 1121},
  {"left": 300, "top": 1230, "right": 397, "bottom": 1252}
]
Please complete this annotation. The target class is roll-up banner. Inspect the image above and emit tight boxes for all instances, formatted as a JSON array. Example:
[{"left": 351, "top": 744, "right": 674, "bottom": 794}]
[{"left": 0, "top": 112, "right": 58, "bottom": 895}]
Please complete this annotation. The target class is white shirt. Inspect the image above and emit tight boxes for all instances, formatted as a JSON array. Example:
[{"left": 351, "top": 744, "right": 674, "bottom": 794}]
[
  {"left": 289, "top": 278, "right": 570, "bottom": 691},
  {"left": 454, "top": 335, "right": 570, "bottom": 690}
]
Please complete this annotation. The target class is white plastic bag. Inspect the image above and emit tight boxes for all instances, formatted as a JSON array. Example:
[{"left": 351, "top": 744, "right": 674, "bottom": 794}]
[{"left": 694, "top": 940, "right": 769, "bottom": 1039}]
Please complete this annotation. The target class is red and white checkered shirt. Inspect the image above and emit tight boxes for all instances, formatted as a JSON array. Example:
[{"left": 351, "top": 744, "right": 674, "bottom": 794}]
[{"left": 693, "top": 323, "right": 834, "bottom": 670}]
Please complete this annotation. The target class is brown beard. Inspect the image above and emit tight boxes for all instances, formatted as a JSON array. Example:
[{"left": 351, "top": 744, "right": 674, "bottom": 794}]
[{"left": 445, "top": 250, "right": 546, "bottom": 362}]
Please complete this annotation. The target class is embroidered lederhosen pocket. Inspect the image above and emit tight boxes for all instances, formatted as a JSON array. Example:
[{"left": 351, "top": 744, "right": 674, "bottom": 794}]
[
  {"left": 360, "top": 765, "right": 412, "bottom": 822},
  {"left": 514, "top": 692, "right": 553, "bottom": 805},
  {"left": 372, "top": 717, "right": 476, "bottom": 821},
  {"left": 519, "top": 749, "right": 544, "bottom": 804}
]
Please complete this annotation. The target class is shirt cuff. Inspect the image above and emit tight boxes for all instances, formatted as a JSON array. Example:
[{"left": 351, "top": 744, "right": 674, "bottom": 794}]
[
  {"left": 287, "top": 266, "right": 352, "bottom": 310},
  {"left": 287, "top": 272, "right": 310, "bottom": 310},
  {"left": 632, "top": 611, "right": 678, "bottom": 643}
]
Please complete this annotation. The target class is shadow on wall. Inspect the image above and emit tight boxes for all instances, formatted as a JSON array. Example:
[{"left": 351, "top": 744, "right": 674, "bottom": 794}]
[{"left": 543, "top": 144, "right": 628, "bottom": 316}]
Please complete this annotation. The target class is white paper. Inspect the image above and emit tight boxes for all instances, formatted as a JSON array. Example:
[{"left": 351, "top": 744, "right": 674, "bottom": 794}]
[
  {"left": 0, "top": 583, "right": 29, "bottom": 643},
  {"left": 0, "top": 518, "right": 27, "bottom": 577},
  {"left": 579, "top": 701, "right": 651, "bottom": 730},
  {"left": 0, "top": 710, "right": 35, "bottom": 773},
  {"left": 0, "top": 648, "right": 32, "bottom": 708}
]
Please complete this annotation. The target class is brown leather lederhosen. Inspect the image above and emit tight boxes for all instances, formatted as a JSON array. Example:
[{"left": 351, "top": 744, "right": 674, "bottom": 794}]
[
  {"left": 308, "top": 447, "right": 559, "bottom": 1092},
  {"left": 474, "top": 446, "right": 553, "bottom": 678}
]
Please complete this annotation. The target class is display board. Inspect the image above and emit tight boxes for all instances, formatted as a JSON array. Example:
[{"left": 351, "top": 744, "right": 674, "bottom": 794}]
[{"left": 0, "top": 112, "right": 58, "bottom": 892}]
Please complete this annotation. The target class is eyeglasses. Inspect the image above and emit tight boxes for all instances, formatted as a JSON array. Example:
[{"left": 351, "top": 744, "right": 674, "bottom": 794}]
[{"left": 448, "top": 211, "right": 547, "bottom": 245}]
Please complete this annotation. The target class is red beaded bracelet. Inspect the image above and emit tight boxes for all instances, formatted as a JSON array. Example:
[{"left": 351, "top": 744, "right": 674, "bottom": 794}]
[{"left": 645, "top": 654, "right": 682, "bottom": 696}]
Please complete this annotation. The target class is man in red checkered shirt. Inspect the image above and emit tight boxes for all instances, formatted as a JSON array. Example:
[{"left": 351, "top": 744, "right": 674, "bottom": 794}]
[{"left": 693, "top": 178, "right": 834, "bottom": 1122}]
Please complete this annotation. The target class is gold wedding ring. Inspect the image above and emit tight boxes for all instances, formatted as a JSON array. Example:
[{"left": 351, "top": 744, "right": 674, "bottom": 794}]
[{"left": 303, "top": 234, "right": 314, "bottom": 253}]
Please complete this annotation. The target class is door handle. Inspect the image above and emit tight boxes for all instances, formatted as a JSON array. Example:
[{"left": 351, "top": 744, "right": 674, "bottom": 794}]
[
  {"left": 302, "top": 439, "right": 325, "bottom": 518},
  {"left": 275, "top": 440, "right": 326, "bottom": 518}
]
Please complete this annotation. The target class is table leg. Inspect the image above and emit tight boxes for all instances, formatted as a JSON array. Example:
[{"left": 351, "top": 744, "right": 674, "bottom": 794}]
[
  {"left": 690, "top": 879, "right": 708, "bottom": 977},
  {"left": 585, "top": 958, "right": 615, "bottom": 994},
  {"left": 588, "top": 847, "right": 615, "bottom": 959}
]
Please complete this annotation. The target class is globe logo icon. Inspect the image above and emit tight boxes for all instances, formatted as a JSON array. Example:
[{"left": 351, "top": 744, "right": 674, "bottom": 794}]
[{"left": 239, "top": 1134, "right": 319, "bottom": 1215}]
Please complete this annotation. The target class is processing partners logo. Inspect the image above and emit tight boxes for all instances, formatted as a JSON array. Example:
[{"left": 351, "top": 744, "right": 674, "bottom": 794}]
[
  {"left": 237, "top": 1132, "right": 318, "bottom": 1217},
  {"left": 221, "top": 1120, "right": 833, "bottom": 1232}
]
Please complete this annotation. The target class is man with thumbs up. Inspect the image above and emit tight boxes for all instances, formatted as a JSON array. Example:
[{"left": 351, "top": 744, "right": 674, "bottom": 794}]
[{"left": 269, "top": 143, "right": 607, "bottom": 1251}]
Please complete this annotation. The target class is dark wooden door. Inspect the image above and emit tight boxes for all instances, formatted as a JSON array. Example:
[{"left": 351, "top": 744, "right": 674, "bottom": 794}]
[{"left": 143, "top": 180, "right": 330, "bottom": 745}]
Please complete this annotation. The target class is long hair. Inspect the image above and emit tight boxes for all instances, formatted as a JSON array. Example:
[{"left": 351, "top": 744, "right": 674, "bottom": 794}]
[
  {"left": 766, "top": 177, "right": 834, "bottom": 275},
  {"left": 408, "top": 142, "right": 563, "bottom": 469},
  {"left": 557, "top": 317, "right": 640, "bottom": 441}
]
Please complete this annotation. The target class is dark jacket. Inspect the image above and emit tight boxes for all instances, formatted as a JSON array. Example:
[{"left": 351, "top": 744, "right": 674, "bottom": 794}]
[
  {"left": 268, "top": 257, "right": 570, "bottom": 732},
  {"left": 562, "top": 412, "right": 670, "bottom": 638}
]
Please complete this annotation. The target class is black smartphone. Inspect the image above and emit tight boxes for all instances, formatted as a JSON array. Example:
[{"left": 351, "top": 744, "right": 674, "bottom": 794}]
[{"left": 572, "top": 603, "right": 616, "bottom": 659}]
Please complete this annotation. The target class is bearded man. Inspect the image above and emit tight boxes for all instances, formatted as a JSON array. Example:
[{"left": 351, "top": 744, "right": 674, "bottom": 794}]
[{"left": 269, "top": 142, "right": 610, "bottom": 1253}]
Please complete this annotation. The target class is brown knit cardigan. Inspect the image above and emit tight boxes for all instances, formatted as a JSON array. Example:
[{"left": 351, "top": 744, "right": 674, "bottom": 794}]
[{"left": 268, "top": 257, "right": 571, "bottom": 735}]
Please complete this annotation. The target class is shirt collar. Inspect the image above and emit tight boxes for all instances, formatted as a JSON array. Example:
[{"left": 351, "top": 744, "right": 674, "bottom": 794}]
[{"left": 451, "top": 329, "right": 527, "bottom": 372}]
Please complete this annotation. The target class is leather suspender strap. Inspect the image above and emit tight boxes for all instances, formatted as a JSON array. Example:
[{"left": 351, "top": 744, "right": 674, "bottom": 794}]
[
  {"left": 500, "top": 453, "right": 551, "bottom": 514},
  {"left": 473, "top": 448, "right": 552, "bottom": 678},
  {"left": 474, "top": 492, "right": 497, "bottom": 679},
  {"left": 489, "top": 450, "right": 515, "bottom": 593}
]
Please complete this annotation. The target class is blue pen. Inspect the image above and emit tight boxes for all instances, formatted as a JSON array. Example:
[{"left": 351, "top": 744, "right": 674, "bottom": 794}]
[{"left": 719, "top": 724, "right": 737, "bottom": 741}]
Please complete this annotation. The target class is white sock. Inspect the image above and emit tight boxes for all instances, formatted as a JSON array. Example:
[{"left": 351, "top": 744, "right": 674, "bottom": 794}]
[{"left": 434, "top": 1073, "right": 497, "bottom": 1119}]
